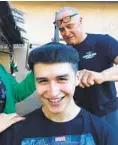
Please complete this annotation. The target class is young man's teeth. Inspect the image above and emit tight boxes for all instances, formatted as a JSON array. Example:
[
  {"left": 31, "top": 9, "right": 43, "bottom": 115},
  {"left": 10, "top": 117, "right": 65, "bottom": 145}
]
[{"left": 49, "top": 98, "right": 61, "bottom": 102}]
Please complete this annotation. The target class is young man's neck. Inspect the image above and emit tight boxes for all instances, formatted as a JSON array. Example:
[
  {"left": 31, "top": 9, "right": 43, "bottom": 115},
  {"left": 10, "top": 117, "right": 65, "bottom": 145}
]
[{"left": 42, "top": 100, "right": 80, "bottom": 122}]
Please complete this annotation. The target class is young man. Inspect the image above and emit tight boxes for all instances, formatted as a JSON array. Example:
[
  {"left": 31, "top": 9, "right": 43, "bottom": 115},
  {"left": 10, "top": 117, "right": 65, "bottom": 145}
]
[
  {"left": 0, "top": 42, "right": 116, "bottom": 145},
  {"left": 54, "top": 7, "right": 118, "bottom": 133}
]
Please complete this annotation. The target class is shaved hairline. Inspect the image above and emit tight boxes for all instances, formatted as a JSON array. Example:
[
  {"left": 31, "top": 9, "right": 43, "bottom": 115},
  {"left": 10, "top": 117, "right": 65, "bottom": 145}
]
[{"left": 56, "top": 7, "right": 79, "bottom": 20}]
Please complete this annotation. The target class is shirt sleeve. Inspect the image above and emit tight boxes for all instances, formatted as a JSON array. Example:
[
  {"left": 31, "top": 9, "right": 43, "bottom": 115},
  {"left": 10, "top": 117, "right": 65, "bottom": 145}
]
[
  {"left": 1, "top": 64, "right": 18, "bottom": 88},
  {"left": 104, "top": 34, "right": 118, "bottom": 63},
  {"left": 13, "top": 71, "right": 36, "bottom": 103}
]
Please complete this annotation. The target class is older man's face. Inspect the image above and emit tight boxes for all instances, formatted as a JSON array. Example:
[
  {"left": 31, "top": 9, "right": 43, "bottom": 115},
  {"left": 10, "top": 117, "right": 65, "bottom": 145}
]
[{"left": 56, "top": 11, "right": 82, "bottom": 45}]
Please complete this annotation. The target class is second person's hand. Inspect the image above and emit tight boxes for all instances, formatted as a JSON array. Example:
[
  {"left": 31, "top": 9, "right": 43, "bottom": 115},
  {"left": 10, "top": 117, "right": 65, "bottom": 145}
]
[
  {"left": 77, "top": 69, "right": 105, "bottom": 88},
  {"left": 0, "top": 113, "right": 25, "bottom": 133}
]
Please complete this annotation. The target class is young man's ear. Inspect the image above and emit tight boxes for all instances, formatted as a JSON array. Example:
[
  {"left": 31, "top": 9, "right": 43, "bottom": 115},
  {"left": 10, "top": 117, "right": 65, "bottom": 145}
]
[{"left": 75, "top": 71, "right": 80, "bottom": 86}]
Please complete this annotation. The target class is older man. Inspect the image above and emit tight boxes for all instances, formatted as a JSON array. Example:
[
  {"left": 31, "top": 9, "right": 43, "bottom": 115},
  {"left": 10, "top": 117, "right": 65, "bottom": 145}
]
[{"left": 54, "top": 6, "right": 118, "bottom": 134}]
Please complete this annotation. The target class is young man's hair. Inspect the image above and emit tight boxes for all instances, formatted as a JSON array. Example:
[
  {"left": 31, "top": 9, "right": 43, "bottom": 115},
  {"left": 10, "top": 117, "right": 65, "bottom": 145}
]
[{"left": 28, "top": 42, "right": 79, "bottom": 72}]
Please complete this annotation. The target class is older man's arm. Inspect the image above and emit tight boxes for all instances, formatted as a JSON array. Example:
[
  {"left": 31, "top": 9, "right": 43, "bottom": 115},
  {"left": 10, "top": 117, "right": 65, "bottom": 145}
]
[{"left": 77, "top": 56, "right": 118, "bottom": 88}]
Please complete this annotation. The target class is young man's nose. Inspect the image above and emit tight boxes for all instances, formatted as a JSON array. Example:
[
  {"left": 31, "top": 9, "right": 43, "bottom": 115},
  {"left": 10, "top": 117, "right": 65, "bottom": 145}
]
[{"left": 48, "top": 82, "right": 59, "bottom": 97}]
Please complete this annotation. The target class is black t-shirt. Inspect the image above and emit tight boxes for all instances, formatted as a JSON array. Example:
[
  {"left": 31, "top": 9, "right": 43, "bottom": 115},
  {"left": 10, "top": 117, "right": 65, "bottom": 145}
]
[
  {"left": 0, "top": 78, "right": 6, "bottom": 113},
  {"left": 73, "top": 34, "right": 118, "bottom": 116},
  {"left": 0, "top": 108, "right": 116, "bottom": 145}
]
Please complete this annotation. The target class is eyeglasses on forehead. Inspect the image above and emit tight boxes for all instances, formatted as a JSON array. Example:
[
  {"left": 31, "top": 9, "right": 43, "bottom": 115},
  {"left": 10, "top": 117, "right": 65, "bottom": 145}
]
[{"left": 53, "top": 13, "right": 78, "bottom": 26}]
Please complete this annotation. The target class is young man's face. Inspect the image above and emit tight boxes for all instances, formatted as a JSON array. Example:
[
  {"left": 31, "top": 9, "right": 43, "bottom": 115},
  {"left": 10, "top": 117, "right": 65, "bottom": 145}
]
[
  {"left": 34, "top": 62, "right": 79, "bottom": 114},
  {"left": 56, "top": 11, "right": 82, "bottom": 45}
]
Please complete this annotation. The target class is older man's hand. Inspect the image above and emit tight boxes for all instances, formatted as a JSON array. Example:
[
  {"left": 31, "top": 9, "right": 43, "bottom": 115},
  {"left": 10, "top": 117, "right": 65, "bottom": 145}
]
[
  {"left": 77, "top": 69, "right": 105, "bottom": 88},
  {"left": 0, "top": 113, "right": 25, "bottom": 133}
]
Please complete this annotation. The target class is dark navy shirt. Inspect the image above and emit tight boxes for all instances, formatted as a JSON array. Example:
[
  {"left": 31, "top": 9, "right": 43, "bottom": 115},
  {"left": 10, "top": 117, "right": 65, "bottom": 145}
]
[
  {"left": 73, "top": 34, "right": 118, "bottom": 116},
  {"left": 0, "top": 108, "right": 116, "bottom": 145}
]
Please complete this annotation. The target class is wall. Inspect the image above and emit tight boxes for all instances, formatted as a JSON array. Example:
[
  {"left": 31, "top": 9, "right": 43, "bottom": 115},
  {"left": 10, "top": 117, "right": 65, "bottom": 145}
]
[{"left": 11, "top": 1, "right": 118, "bottom": 44}]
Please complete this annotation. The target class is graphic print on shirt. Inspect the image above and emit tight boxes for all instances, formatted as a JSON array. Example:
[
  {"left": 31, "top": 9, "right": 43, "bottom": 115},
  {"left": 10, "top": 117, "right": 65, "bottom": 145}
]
[
  {"left": 82, "top": 51, "right": 97, "bottom": 60},
  {"left": 21, "top": 133, "right": 96, "bottom": 145}
]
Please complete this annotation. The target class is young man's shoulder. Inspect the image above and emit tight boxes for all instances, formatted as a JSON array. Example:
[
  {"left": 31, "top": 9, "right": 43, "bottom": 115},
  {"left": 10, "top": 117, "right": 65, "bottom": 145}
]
[
  {"left": 25, "top": 108, "right": 42, "bottom": 119},
  {"left": 9, "top": 108, "right": 42, "bottom": 133},
  {"left": 81, "top": 108, "right": 113, "bottom": 130},
  {"left": 82, "top": 109, "right": 117, "bottom": 144}
]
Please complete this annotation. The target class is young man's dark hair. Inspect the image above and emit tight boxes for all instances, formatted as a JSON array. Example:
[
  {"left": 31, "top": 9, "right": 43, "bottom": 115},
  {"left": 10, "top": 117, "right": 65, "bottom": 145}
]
[
  {"left": 0, "top": 42, "right": 117, "bottom": 145},
  {"left": 28, "top": 42, "right": 79, "bottom": 73}
]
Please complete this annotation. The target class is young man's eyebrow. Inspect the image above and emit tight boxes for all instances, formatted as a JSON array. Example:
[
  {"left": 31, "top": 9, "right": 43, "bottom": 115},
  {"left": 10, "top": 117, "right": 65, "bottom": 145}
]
[
  {"left": 35, "top": 77, "right": 47, "bottom": 81},
  {"left": 57, "top": 74, "right": 69, "bottom": 78},
  {"left": 35, "top": 74, "right": 69, "bottom": 81}
]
